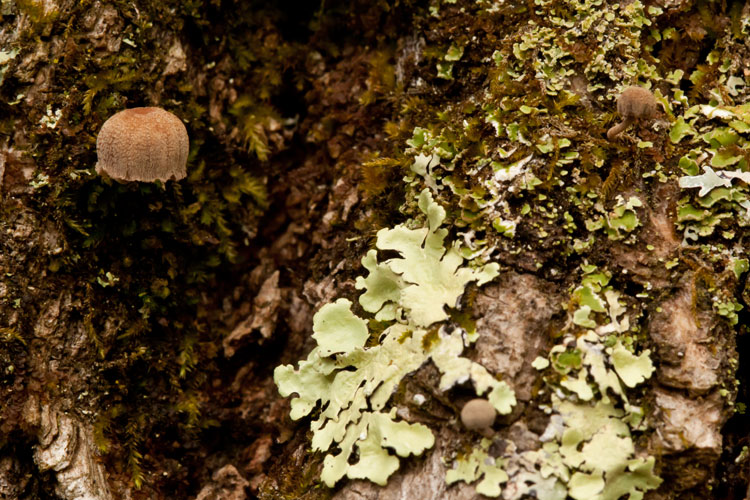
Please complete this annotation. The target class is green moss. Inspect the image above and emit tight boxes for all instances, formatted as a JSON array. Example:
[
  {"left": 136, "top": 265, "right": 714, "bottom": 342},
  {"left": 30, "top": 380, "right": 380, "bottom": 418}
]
[
  {"left": 3, "top": 0, "right": 748, "bottom": 495},
  {"left": 16, "top": 0, "right": 60, "bottom": 26},
  {"left": 0, "top": 0, "right": 318, "bottom": 491}
]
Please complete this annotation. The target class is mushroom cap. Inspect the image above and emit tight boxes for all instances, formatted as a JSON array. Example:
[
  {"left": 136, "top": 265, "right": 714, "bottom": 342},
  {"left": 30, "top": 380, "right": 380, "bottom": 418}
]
[
  {"left": 617, "top": 86, "right": 657, "bottom": 120},
  {"left": 96, "top": 107, "right": 189, "bottom": 182},
  {"left": 460, "top": 398, "right": 496, "bottom": 431}
]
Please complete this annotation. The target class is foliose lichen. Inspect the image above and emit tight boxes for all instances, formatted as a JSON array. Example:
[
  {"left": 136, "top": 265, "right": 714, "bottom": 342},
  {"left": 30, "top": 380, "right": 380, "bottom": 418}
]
[
  {"left": 446, "top": 269, "right": 660, "bottom": 499},
  {"left": 274, "top": 189, "right": 510, "bottom": 487}
]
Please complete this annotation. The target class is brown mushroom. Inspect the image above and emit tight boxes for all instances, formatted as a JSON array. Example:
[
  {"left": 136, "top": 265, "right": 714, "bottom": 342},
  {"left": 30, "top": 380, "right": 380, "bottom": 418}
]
[
  {"left": 460, "top": 398, "right": 496, "bottom": 436},
  {"left": 96, "top": 107, "right": 189, "bottom": 182},
  {"left": 606, "top": 86, "right": 657, "bottom": 140}
]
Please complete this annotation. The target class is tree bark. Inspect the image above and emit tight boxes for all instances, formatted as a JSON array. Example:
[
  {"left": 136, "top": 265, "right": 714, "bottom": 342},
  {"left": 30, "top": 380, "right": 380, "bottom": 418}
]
[{"left": 1, "top": 1, "right": 749, "bottom": 499}]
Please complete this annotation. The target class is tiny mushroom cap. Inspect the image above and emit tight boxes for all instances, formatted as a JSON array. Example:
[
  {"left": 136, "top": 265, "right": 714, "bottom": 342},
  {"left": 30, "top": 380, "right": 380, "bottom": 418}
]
[
  {"left": 460, "top": 398, "right": 496, "bottom": 431},
  {"left": 607, "top": 86, "right": 657, "bottom": 140},
  {"left": 96, "top": 107, "right": 189, "bottom": 182},
  {"left": 617, "top": 86, "right": 657, "bottom": 120}
]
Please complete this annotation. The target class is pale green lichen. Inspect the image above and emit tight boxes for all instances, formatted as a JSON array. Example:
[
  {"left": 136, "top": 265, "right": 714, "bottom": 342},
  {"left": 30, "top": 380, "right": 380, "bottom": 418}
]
[
  {"left": 397, "top": 0, "right": 747, "bottom": 496},
  {"left": 556, "top": 398, "right": 662, "bottom": 500},
  {"left": 585, "top": 196, "right": 643, "bottom": 241},
  {"left": 732, "top": 258, "right": 749, "bottom": 280},
  {"left": 356, "top": 189, "right": 499, "bottom": 327},
  {"left": 436, "top": 42, "right": 464, "bottom": 80},
  {"left": 445, "top": 439, "right": 508, "bottom": 497},
  {"left": 275, "top": 189, "right": 508, "bottom": 487},
  {"left": 280, "top": 0, "right": 750, "bottom": 494},
  {"left": 610, "top": 341, "right": 654, "bottom": 389},
  {"left": 447, "top": 270, "right": 660, "bottom": 498},
  {"left": 0, "top": 48, "right": 18, "bottom": 85},
  {"left": 444, "top": 43, "right": 465, "bottom": 62},
  {"left": 674, "top": 98, "right": 750, "bottom": 246},
  {"left": 714, "top": 297, "right": 743, "bottom": 326},
  {"left": 492, "top": 218, "right": 516, "bottom": 238}
]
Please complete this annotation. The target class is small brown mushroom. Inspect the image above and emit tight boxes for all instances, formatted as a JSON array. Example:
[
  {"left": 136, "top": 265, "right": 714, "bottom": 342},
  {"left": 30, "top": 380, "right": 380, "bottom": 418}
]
[
  {"left": 460, "top": 398, "right": 496, "bottom": 436},
  {"left": 96, "top": 107, "right": 189, "bottom": 182},
  {"left": 606, "top": 86, "right": 657, "bottom": 140}
]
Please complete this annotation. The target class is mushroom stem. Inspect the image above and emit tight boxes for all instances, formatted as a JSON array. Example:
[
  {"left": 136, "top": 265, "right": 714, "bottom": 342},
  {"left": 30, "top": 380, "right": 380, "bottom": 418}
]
[
  {"left": 479, "top": 427, "right": 494, "bottom": 438},
  {"left": 607, "top": 116, "right": 634, "bottom": 140}
]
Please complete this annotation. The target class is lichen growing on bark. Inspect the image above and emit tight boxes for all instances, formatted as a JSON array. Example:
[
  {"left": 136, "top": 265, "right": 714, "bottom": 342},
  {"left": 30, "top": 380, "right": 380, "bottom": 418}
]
[
  {"left": 2, "top": 0, "right": 750, "bottom": 498},
  {"left": 275, "top": 189, "right": 508, "bottom": 487}
]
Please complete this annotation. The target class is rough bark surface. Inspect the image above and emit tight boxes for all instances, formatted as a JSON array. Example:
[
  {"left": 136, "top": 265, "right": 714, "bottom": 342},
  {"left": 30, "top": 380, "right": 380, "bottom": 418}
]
[{"left": 2, "top": 1, "right": 750, "bottom": 500}]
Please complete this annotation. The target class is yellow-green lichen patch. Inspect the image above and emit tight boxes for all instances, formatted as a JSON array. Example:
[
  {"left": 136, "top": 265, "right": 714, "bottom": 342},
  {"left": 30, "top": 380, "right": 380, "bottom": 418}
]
[
  {"left": 270, "top": 0, "right": 748, "bottom": 495},
  {"left": 275, "top": 190, "right": 509, "bottom": 487},
  {"left": 556, "top": 397, "right": 662, "bottom": 500},
  {"left": 538, "top": 274, "right": 659, "bottom": 497},
  {"left": 387, "top": 0, "right": 679, "bottom": 279},
  {"left": 445, "top": 438, "right": 509, "bottom": 497},
  {"left": 670, "top": 70, "right": 750, "bottom": 246},
  {"left": 356, "top": 189, "right": 499, "bottom": 327},
  {"left": 571, "top": 265, "right": 611, "bottom": 326},
  {"left": 0, "top": 48, "right": 18, "bottom": 85},
  {"left": 610, "top": 341, "right": 654, "bottom": 388},
  {"left": 585, "top": 196, "right": 643, "bottom": 241},
  {"left": 446, "top": 266, "right": 660, "bottom": 498}
]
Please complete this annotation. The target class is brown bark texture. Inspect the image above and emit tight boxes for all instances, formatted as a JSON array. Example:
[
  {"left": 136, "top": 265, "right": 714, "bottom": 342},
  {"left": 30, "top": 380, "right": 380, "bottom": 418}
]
[{"left": 1, "top": 1, "right": 750, "bottom": 500}]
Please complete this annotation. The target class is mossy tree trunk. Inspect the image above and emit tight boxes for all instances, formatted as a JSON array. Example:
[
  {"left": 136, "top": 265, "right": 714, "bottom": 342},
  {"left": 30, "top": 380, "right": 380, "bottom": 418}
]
[{"left": 1, "top": 1, "right": 749, "bottom": 499}]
